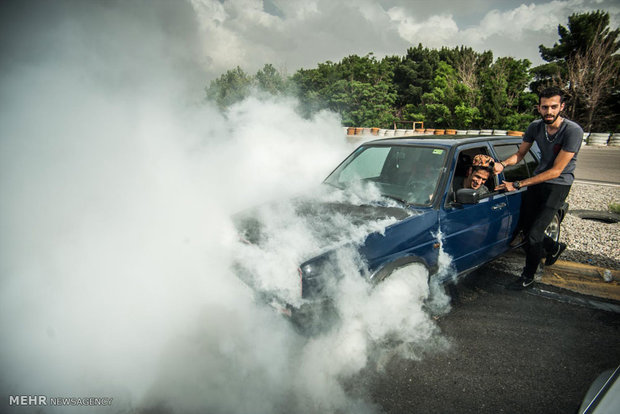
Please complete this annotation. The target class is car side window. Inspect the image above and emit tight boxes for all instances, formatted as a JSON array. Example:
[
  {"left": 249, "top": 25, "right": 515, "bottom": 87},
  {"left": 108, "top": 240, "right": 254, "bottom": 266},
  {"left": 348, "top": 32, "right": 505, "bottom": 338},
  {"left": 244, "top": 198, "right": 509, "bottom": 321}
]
[
  {"left": 523, "top": 150, "right": 539, "bottom": 177},
  {"left": 492, "top": 144, "right": 532, "bottom": 181}
]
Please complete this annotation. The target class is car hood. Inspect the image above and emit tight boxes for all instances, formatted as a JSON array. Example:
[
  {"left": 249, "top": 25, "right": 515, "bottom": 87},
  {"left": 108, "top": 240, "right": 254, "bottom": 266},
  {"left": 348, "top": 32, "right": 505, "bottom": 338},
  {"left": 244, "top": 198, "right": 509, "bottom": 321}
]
[{"left": 233, "top": 194, "right": 415, "bottom": 249}]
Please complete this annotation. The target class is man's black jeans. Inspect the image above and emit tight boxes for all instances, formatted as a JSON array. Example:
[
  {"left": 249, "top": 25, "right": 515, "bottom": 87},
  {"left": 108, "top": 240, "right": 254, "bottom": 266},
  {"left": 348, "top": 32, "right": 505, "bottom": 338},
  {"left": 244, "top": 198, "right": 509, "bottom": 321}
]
[{"left": 520, "top": 182, "right": 571, "bottom": 279}]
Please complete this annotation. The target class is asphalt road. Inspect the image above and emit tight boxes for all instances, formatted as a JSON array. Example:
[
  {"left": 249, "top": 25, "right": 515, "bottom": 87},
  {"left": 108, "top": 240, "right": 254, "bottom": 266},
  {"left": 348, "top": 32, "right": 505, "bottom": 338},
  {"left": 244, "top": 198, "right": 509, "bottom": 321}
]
[
  {"left": 348, "top": 265, "right": 620, "bottom": 414},
  {"left": 574, "top": 146, "right": 620, "bottom": 184}
]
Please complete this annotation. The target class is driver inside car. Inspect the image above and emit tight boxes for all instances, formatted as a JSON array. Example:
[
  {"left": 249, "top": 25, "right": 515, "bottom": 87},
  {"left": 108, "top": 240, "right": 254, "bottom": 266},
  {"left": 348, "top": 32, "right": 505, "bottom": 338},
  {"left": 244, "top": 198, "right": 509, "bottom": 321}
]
[{"left": 453, "top": 154, "right": 496, "bottom": 196}]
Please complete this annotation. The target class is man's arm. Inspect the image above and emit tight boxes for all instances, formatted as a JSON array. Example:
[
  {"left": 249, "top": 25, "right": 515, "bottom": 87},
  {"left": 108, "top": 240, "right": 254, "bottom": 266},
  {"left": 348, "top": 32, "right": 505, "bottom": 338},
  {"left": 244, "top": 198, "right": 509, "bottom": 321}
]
[
  {"left": 493, "top": 141, "right": 532, "bottom": 175},
  {"left": 495, "top": 149, "right": 576, "bottom": 191}
]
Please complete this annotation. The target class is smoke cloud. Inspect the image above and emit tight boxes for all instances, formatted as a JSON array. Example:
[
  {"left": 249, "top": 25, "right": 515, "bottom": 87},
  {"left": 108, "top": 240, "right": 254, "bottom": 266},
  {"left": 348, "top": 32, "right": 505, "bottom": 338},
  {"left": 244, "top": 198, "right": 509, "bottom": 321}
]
[{"left": 0, "top": 1, "right": 452, "bottom": 413}]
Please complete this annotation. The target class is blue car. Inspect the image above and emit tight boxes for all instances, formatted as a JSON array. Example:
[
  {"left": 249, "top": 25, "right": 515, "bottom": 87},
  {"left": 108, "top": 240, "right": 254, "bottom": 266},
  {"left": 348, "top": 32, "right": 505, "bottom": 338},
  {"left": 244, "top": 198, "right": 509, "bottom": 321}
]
[{"left": 234, "top": 135, "right": 567, "bottom": 324}]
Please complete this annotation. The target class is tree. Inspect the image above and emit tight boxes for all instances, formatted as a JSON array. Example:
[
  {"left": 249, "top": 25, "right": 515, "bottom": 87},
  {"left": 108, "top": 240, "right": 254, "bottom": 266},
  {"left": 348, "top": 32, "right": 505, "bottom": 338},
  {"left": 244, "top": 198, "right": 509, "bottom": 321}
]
[
  {"left": 439, "top": 46, "right": 492, "bottom": 108},
  {"left": 205, "top": 66, "right": 252, "bottom": 110},
  {"left": 531, "top": 11, "right": 620, "bottom": 131},
  {"left": 565, "top": 22, "right": 619, "bottom": 130},
  {"left": 419, "top": 61, "right": 480, "bottom": 128},
  {"left": 255, "top": 63, "right": 286, "bottom": 95},
  {"left": 393, "top": 45, "right": 440, "bottom": 111},
  {"left": 392, "top": 46, "right": 498, "bottom": 127},
  {"left": 326, "top": 79, "right": 396, "bottom": 127},
  {"left": 480, "top": 57, "right": 536, "bottom": 129},
  {"left": 291, "top": 54, "right": 398, "bottom": 127}
]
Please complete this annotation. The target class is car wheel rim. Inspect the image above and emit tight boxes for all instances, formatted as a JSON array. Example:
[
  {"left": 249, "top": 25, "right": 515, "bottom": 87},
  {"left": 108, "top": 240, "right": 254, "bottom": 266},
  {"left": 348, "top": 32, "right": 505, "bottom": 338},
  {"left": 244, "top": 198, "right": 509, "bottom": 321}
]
[{"left": 545, "top": 214, "right": 560, "bottom": 242}]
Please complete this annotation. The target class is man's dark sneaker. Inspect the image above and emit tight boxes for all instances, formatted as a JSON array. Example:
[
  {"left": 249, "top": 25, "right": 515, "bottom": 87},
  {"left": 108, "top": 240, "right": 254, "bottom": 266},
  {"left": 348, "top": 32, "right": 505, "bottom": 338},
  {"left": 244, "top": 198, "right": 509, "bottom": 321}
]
[
  {"left": 545, "top": 242, "right": 567, "bottom": 266},
  {"left": 506, "top": 275, "right": 535, "bottom": 290}
]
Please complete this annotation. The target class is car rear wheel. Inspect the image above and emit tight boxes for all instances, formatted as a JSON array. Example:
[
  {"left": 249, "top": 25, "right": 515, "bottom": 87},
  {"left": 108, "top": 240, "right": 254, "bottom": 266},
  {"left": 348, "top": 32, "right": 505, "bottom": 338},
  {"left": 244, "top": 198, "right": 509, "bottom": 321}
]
[{"left": 545, "top": 212, "right": 561, "bottom": 243}]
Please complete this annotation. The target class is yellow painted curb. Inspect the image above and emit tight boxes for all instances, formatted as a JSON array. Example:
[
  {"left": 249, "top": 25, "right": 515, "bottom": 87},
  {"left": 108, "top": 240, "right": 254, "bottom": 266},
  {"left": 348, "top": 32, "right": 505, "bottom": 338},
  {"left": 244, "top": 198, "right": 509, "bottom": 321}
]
[
  {"left": 540, "top": 260, "right": 620, "bottom": 302},
  {"left": 547, "top": 259, "right": 620, "bottom": 280}
]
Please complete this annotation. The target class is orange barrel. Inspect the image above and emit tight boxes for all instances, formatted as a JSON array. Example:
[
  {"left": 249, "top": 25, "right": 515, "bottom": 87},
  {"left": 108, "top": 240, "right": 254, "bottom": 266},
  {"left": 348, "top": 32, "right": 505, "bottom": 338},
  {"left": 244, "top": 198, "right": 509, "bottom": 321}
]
[
  {"left": 434, "top": 129, "right": 445, "bottom": 135},
  {"left": 371, "top": 127, "right": 380, "bottom": 135},
  {"left": 347, "top": 127, "right": 356, "bottom": 135},
  {"left": 355, "top": 127, "right": 364, "bottom": 135},
  {"left": 445, "top": 129, "right": 457, "bottom": 135},
  {"left": 507, "top": 130, "right": 524, "bottom": 136},
  {"left": 425, "top": 128, "right": 435, "bottom": 134}
]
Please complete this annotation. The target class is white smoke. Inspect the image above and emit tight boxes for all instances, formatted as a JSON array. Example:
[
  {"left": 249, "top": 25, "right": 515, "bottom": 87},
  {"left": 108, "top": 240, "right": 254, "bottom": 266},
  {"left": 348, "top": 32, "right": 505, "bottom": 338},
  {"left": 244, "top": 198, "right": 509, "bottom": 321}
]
[{"left": 0, "top": 2, "right": 453, "bottom": 413}]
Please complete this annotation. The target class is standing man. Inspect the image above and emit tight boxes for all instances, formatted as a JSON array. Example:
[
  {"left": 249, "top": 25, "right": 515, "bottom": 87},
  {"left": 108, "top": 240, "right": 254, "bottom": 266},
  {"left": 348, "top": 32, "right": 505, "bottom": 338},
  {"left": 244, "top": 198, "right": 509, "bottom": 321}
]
[{"left": 494, "top": 86, "right": 583, "bottom": 290}]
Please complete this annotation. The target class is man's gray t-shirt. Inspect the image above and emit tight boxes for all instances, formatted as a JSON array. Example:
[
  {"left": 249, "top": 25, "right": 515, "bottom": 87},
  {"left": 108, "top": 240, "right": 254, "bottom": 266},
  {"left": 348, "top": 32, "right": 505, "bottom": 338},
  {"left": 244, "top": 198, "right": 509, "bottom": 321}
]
[{"left": 523, "top": 118, "right": 583, "bottom": 185}]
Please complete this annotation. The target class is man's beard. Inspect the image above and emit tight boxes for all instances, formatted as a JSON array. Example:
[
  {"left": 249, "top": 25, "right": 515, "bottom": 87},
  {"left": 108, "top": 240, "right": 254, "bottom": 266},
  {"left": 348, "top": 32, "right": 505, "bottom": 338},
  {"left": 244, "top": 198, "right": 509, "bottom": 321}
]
[{"left": 542, "top": 113, "right": 560, "bottom": 125}]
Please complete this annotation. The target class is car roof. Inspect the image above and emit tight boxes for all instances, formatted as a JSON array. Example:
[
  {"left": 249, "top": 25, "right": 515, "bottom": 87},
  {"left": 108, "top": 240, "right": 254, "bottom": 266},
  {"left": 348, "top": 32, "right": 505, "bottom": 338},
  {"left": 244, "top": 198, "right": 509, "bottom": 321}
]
[{"left": 362, "top": 135, "right": 523, "bottom": 148}]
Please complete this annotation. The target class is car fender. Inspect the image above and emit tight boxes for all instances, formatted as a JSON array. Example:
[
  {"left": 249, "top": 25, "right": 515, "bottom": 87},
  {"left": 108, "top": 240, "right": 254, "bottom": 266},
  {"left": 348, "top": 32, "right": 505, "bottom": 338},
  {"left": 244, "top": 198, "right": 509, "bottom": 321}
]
[{"left": 369, "top": 255, "right": 434, "bottom": 285}]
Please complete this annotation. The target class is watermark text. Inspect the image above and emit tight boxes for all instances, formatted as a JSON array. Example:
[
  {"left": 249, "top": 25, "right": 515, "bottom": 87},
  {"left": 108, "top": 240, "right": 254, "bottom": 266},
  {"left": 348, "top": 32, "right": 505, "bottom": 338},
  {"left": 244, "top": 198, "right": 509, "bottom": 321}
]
[{"left": 9, "top": 395, "right": 113, "bottom": 407}]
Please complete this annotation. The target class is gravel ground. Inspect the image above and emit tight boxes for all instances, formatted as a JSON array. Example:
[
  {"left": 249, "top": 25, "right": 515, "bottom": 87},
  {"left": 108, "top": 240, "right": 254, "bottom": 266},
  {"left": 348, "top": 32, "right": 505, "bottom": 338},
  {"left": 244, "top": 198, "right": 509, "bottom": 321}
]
[{"left": 560, "top": 182, "right": 620, "bottom": 270}]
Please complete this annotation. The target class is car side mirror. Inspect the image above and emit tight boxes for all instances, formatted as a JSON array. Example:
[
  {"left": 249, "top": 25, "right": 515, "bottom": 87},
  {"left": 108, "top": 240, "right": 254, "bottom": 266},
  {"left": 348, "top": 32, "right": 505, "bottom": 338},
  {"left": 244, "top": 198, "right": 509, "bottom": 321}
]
[{"left": 455, "top": 188, "right": 480, "bottom": 204}]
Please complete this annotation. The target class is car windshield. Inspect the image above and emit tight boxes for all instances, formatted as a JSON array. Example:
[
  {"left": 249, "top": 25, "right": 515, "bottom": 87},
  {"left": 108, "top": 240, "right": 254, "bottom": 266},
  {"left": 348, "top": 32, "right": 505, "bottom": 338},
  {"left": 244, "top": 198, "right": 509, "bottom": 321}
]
[{"left": 324, "top": 145, "right": 447, "bottom": 205}]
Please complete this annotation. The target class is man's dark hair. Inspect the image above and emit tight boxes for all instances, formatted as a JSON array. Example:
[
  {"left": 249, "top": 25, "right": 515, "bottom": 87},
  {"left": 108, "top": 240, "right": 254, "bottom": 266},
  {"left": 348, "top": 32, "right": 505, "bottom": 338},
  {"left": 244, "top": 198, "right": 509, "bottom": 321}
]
[
  {"left": 471, "top": 165, "right": 493, "bottom": 174},
  {"left": 538, "top": 86, "right": 565, "bottom": 103}
]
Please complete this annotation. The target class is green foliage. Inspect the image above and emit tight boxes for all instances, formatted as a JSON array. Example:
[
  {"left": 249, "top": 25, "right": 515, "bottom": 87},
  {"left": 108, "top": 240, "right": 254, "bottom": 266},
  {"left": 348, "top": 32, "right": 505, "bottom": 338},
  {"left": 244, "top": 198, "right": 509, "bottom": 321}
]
[
  {"left": 205, "top": 64, "right": 287, "bottom": 110},
  {"left": 454, "top": 103, "right": 481, "bottom": 128},
  {"left": 333, "top": 80, "right": 397, "bottom": 127},
  {"left": 292, "top": 54, "right": 398, "bottom": 127},
  {"left": 205, "top": 66, "right": 252, "bottom": 110},
  {"left": 255, "top": 63, "right": 286, "bottom": 95},
  {"left": 393, "top": 44, "right": 440, "bottom": 108},
  {"left": 610, "top": 202, "right": 620, "bottom": 214},
  {"left": 480, "top": 57, "right": 534, "bottom": 129},
  {"left": 419, "top": 61, "right": 461, "bottom": 127}
]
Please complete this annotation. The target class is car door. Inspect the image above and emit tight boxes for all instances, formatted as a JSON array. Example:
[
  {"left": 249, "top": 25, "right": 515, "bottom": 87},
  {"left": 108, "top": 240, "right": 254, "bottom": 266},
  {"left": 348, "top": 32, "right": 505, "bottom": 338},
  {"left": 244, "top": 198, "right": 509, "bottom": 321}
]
[
  {"left": 439, "top": 143, "right": 511, "bottom": 276},
  {"left": 490, "top": 141, "right": 540, "bottom": 238}
]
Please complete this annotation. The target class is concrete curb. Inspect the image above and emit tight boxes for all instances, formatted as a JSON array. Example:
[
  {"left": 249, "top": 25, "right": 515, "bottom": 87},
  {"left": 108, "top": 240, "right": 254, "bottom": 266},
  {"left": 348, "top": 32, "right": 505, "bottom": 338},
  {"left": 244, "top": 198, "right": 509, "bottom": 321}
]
[
  {"left": 541, "top": 259, "right": 620, "bottom": 302},
  {"left": 495, "top": 252, "right": 620, "bottom": 303},
  {"left": 545, "top": 259, "right": 619, "bottom": 280}
]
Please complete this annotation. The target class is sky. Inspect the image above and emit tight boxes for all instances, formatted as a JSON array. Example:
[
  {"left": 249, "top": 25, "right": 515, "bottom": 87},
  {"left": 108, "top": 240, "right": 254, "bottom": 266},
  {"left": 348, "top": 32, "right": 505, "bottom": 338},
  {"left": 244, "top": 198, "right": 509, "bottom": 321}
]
[
  {"left": 1, "top": 0, "right": 618, "bottom": 86},
  {"left": 188, "top": 0, "right": 620, "bottom": 78}
]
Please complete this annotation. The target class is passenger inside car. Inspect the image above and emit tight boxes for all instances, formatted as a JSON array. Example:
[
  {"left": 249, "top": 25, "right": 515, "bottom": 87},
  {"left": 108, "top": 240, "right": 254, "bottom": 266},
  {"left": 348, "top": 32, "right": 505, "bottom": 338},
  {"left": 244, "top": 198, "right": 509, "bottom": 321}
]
[{"left": 453, "top": 153, "right": 496, "bottom": 196}]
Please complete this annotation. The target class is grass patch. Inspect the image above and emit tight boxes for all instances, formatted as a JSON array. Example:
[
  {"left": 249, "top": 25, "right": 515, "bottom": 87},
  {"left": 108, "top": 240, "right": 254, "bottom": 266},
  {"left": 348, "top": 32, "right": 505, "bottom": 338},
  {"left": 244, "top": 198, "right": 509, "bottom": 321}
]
[{"left": 610, "top": 202, "right": 620, "bottom": 214}]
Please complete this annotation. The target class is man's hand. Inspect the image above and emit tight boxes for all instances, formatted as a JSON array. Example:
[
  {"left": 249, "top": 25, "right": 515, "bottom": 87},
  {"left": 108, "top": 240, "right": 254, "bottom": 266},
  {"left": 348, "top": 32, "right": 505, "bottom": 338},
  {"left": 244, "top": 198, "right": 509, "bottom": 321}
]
[
  {"left": 495, "top": 181, "right": 516, "bottom": 192},
  {"left": 493, "top": 162, "right": 504, "bottom": 175}
]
